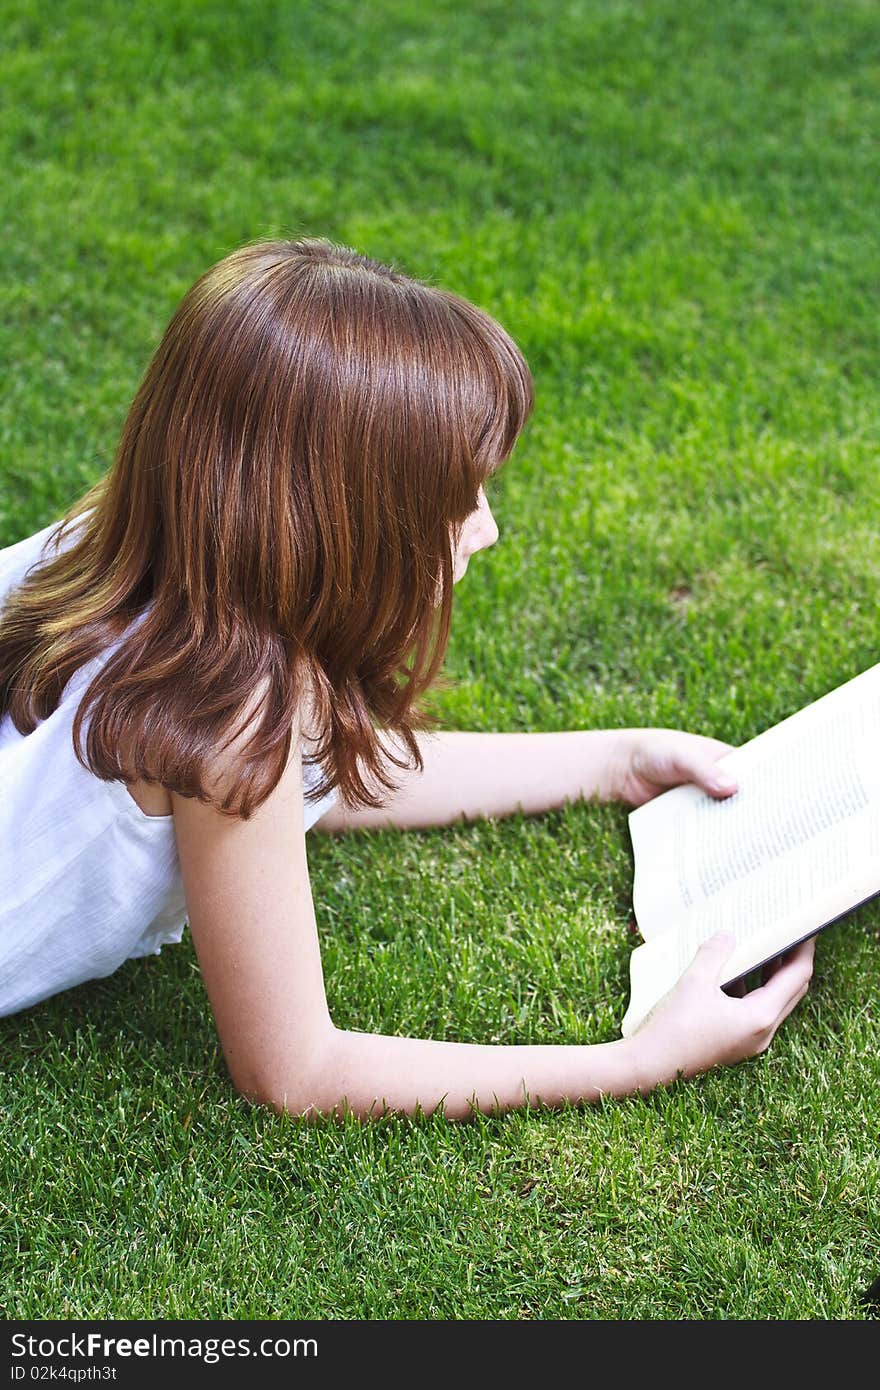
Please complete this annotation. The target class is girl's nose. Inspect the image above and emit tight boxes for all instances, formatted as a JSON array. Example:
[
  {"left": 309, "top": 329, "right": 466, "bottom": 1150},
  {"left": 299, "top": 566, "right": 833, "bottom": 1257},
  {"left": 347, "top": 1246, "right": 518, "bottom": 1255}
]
[{"left": 481, "top": 507, "right": 499, "bottom": 549}]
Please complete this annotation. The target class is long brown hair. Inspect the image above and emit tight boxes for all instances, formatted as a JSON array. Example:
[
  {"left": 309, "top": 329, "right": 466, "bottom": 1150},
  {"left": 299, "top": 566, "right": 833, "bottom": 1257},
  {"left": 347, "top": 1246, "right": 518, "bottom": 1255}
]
[{"left": 0, "top": 238, "right": 533, "bottom": 819}]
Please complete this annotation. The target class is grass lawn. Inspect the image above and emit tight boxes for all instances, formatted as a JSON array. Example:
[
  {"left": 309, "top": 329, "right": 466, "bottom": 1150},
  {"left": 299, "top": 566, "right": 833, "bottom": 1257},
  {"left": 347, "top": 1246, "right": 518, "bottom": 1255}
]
[{"left": 1, "top": 0, "right": 878, "bottom": 1320}]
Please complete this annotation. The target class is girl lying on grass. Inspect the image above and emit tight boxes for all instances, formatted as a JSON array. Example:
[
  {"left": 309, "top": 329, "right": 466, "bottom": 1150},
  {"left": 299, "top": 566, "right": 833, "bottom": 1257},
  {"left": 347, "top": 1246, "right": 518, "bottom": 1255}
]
[{"left": 0, "top": 238, "right": 814, "bottom": 1120}]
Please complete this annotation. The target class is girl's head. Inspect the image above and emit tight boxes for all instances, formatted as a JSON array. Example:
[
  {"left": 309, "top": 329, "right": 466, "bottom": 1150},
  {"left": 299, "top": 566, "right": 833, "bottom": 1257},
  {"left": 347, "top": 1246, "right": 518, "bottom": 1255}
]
[{"left": 0, "top": 237, "right": 533, "bottom": 817}]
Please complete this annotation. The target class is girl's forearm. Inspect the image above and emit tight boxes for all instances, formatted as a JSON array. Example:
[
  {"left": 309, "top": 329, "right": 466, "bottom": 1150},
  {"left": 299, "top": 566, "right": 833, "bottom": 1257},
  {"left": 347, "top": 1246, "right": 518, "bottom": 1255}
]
[
  {"left": 325, "top": 729, "right": 635, "bottom": 832},
  {"left": 262, "top": 1026, "right": 653, "bottom": 1120}
]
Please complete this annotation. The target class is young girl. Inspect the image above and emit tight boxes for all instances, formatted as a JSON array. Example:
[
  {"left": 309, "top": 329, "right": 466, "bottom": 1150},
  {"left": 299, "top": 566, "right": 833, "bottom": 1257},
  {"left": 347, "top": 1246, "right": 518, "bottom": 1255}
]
[{"left": 0, "top": 237, "right": 814, "bottom": 1120}]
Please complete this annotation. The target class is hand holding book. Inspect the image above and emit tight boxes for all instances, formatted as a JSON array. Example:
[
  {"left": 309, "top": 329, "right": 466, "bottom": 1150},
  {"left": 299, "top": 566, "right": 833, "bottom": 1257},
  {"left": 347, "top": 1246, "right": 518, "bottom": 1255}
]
[
  {"left": 623, "top": 930, "right": 815, "bottom": 1086},
  {"left": 621, "top": 663, "right": 880, "bottom": 1038},
  {"left": 611, "top": 727, "right": 740, "bottom": 808}
]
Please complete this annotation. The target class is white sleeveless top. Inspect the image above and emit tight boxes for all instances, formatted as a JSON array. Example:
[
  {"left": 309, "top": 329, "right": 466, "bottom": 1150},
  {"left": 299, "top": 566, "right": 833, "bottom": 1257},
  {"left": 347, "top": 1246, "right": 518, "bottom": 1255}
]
[{"left": 0, "top": 513, "right": 339, "bottom": 1018}]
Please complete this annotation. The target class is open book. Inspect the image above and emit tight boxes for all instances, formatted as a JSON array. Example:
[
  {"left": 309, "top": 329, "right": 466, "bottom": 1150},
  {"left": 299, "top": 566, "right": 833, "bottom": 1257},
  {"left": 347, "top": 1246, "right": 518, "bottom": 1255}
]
[{"left": 620, "top": 662, "right": 880, "bottom": 1038}]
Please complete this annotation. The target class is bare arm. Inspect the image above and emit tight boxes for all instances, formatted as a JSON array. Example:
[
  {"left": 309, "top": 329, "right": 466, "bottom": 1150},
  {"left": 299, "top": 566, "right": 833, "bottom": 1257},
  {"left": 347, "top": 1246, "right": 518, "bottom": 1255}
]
[
  {"left": 172, "top": 712, "right": 813, "bottom": 1123},
  {"left": 312, "top": 728, "right": 635, "bottom": 833},
  {"left": 288, "top": 1029, "right": 648, "bottom": 1120}
]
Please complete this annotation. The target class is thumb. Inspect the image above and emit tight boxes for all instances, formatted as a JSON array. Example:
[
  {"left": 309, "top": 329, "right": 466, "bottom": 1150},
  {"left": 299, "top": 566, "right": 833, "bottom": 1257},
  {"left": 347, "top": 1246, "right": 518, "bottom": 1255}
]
[
  {"left": 686, "top": 931, "right": 738, "bottom": 984},
  {"left": 697, "top": 761, "right": 739, "bottom": 798}
]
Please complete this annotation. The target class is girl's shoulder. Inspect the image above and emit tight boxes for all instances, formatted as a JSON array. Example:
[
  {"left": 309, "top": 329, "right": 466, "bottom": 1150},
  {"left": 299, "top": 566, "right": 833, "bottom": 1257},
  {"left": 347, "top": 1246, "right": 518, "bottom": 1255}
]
[
  {"left": 124, "top": 766, "right": 174, "bottom": 817},
  {"left": 132, "top": 671, "right": 322, "bottom": 817}
]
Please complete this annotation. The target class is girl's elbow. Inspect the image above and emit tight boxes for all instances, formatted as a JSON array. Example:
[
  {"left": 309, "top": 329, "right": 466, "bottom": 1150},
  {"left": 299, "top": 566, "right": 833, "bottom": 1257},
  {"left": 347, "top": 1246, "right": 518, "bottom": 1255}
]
[
  {"left": 237, "top": 1083, "right": 376, "bottom": 1122},
  {"left": 232, "top": 1075, "right": 319, "bottom": 1117},
  {"left": 229, "top": 1030, "right": 343, "bottom": 1118}
]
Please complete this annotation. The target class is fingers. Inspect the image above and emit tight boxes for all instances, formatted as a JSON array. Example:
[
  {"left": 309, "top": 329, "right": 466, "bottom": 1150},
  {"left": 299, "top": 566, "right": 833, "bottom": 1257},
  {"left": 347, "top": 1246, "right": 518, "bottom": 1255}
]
[
  {"left": 684, "top": 752, "right": 739, "bottom": 799},
  {"left": 702, "top": 740, "right": 739, "bottom": 786},
  {"left": 743, "top": 938, "right": 816, "bottom": 1031},
  {"left": 760, "top": 946, "right": 799, "bottom": 984},
  {"left": 688, "top": 932, "right": 816, "bottom": 1028},
  {"left": 725, "top": 976, "right": 748, "bottom": 998},
  {"left": 704, "top": 764, "right": 739, "bottom": 797},
  {"left": 687, "top": 931, "right": 738, "bottom": 984}
]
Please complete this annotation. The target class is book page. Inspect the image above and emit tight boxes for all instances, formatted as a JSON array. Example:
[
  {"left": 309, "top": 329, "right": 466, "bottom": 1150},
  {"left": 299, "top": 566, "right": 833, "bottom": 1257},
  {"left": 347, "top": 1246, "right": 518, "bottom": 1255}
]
[
  {"left": 630, "top": 662, "right": 880, "bottom": 940},
  {"left": 621, "top": 844, "right": 880, "bottom": 1038},
  {"left": 621, "top": 661, "right": 880, "bottom": 1036}
]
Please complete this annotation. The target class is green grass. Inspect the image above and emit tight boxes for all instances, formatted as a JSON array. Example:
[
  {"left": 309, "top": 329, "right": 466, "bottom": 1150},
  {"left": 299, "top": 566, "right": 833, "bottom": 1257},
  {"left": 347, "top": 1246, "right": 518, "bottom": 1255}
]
[{"left": 1, "top": 0, "right": 879, "bottom": 1320}]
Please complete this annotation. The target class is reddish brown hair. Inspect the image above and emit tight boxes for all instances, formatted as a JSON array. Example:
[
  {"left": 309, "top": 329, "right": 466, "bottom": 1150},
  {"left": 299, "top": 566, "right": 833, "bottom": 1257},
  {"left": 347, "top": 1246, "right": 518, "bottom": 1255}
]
[{"left": 0, "top": 237, "right": 533, "bottom": 818}]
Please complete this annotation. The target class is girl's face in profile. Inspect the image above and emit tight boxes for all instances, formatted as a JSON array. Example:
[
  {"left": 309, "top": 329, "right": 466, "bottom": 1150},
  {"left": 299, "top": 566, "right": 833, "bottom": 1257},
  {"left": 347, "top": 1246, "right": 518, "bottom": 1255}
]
[{"left": 452, "top": 485, "right": 499, "bottom": 584}]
